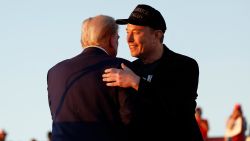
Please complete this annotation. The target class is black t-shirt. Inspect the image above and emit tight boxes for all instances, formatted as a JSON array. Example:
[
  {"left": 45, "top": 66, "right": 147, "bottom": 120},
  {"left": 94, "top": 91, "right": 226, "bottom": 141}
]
[{"left": 134, "top": 58, "right": 161, "bottom": 83}]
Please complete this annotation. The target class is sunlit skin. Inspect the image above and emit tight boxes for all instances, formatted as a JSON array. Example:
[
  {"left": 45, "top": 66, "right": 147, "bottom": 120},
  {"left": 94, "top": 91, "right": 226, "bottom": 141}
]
[
  {"left": 103, "top": 63, "right": 140, "bottom": 90},
  {"left": 102, "top": 24, "right": 164, "bottom": 90},
  {"left": 126, "top": 24, "right": 163, "bottom": 64}
]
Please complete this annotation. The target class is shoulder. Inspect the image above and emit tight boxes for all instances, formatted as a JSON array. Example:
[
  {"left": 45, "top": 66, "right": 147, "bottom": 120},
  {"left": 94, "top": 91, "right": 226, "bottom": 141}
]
[
  {"left": 48, "top": 51, "right": 89, "bottom": 73},
  {"left": 48, "top": 59, "right": 70, "bottom": 74},
  {"left": 115, "top": 57, "right": 132, "bottom": 65},
  {"left": 114, "top": 57, "right": 133, "bottom": 69},
  {"left": 168, "top": 49, "right": 197, "bottom": 66},
  {"left": 132, "top": 59, "right": 143, "bottom": 67},
  {"left": 47, "top": 53, "right": 81, "bottom": 75},
  {"left": 161, "top": 47, "right": 199, "bottom": 71}
]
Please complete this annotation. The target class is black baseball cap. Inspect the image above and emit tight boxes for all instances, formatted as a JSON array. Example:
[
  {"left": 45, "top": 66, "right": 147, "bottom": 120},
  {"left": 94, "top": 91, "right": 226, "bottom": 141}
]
[{"left": 116, "top": 4, "right": 167, "bottom": 33}]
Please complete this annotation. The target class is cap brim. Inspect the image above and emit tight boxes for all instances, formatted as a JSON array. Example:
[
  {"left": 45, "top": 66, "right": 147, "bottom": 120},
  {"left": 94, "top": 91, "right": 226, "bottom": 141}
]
[
  {"left": 116, "top": 19, "right": 147, "bottom": 27},
  {"left": 115, "top": 19, "right": 129, "bottom": 25}
]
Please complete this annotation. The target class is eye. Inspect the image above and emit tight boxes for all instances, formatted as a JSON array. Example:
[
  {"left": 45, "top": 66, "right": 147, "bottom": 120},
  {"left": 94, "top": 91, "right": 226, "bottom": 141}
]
[{"left": 133, "top": 31, "right": 141, "bottom": 35}]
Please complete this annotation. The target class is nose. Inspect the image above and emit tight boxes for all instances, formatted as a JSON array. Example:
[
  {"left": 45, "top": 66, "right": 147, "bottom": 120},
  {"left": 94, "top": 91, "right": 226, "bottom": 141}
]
[{"left": 127, "top": 32, "right": 134, "bottom": 42}]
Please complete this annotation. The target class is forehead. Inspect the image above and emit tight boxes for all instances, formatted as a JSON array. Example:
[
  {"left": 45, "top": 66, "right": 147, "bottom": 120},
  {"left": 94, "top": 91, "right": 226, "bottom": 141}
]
[{"left": 126, "top": 24, "right": 151, "bottom": 31}]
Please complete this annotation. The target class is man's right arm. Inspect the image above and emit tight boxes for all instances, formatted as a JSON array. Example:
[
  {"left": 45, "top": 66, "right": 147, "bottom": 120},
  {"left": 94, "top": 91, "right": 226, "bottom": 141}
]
[{"left": 102, "top": 63, "right": 140, "bottom": 91}]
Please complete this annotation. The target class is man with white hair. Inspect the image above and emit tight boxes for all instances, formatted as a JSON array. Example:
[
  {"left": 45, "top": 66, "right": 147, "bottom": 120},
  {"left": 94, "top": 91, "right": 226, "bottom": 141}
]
[{"left": 47, "top": 15, "right": 134, "bottom": 141}]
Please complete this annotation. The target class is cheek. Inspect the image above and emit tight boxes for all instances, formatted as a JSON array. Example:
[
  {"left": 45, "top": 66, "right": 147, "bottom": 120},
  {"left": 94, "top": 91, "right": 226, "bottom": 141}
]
[
  {"left": 137, "top": 38, "right": 147, "bottom": 49},
  {"left": 134, "top": 35, "right": 144, "bottom": 45}
]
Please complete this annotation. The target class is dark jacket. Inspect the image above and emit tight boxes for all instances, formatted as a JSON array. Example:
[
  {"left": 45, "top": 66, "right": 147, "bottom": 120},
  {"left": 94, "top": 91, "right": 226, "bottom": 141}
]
[
  {"left": 129, "top": 45, "right": 203, "bottom": 141},
  {"left": 47, "top": 47, "right": 134, "bottom": 141}
]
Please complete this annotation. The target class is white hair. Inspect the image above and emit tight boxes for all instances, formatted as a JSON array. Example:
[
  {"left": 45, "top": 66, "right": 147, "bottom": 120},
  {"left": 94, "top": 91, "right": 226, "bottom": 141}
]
[{"left": 81, "top": 15, "right": 118, "bottom": 47}]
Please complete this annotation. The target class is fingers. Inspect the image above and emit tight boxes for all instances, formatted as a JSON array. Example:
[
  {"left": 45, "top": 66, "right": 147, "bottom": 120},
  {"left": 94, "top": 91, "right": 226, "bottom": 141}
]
[
  {"left": 104, "top": 67, "right": 121, "bottom": 74},
  {"left": 106, "top": 82, "right": 118, "bottom": 87},
  {"left": 102, "top": 67, "right": 123, "bottom": 87},
  {"left": 102, "top": 68, "right": 119, "bottom": 82},
  {"left": 102, "top": 72, "right": 115, "bottom": 81},
  {"left": 103, "top": 68, "right": 117, "bottom": 78},
  {"left": 104, "top": 68, "right": 113, "bottom": 73},
  {"left": 103, "top": 78, "right": 119, "bottom": 87},
  {"left": 102, "top": 76, "right": 115, "bottom": 82}
]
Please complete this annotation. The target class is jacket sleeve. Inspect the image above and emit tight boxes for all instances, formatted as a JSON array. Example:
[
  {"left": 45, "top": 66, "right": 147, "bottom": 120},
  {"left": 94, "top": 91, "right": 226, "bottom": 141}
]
[{"left": 117, "top": 87, "right": 135, "bottom": 125}]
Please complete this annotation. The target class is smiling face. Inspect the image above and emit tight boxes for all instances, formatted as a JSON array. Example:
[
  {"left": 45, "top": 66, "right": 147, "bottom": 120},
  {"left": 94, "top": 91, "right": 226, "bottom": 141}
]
[{"left": 126, "top": 24, "right": 156, "bottom": 60}]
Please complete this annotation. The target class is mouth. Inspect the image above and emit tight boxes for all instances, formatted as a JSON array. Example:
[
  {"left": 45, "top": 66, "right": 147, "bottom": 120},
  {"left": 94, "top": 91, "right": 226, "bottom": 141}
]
[{"left": 129, "top": 44, "right": 136, "bottom": 49}]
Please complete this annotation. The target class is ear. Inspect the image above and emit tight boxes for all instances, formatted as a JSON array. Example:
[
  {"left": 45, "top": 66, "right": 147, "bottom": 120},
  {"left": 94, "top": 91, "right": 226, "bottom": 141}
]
[
  {"left": 154, "top": 30, "right": 164, "bottom": 43},
  {"left": 109, "top": 35, "right": 115, "bottom": 48},
  {"left": 80, "top": 39, "right": 84, "bottom": 47},
  {"left": 155, "top": 30, "right": 163, "bottom": 39}
]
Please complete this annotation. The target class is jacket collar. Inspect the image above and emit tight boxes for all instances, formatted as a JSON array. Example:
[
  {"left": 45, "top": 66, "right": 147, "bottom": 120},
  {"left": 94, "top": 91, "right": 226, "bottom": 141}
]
[{"left": 82, "top": 46, "right": 109, "bottom": 56}]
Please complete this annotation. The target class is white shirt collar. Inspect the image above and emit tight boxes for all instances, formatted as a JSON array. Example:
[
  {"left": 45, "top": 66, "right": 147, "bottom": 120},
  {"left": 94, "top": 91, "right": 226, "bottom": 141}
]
[{"left": 85, "top": 45, "right": 109, "bottom": 55}]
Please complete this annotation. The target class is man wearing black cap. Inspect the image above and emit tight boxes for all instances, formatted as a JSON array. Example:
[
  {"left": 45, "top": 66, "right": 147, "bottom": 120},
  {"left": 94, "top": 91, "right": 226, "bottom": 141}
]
[{"left": 103, "top": 4, "right": 203, "bottom": 141}]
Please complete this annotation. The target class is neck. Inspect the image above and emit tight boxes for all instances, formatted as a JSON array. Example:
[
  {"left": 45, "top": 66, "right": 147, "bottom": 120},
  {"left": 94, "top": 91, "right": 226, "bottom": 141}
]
[{"left": 142, "top": 44, "right": 164, "bottom": 64}]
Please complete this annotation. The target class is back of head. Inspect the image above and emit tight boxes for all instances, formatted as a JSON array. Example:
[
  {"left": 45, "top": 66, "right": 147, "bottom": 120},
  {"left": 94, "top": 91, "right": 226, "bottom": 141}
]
[
  {"left": 234, "top": 103, "right": 243, "bottom": 114},
  {"left": 196, "top": 107, "right": 202, "bottom": 116},
  {"left": 81, "top": 15, "right": 118, "bottom": 48}
]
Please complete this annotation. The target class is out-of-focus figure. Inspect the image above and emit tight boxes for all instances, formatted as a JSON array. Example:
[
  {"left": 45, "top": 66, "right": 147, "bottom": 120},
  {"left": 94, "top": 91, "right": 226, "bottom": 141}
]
[
  {"left": 246, "top": 136, "right": 250, "bottom": 141},
  {"left": 224, "top": 103, "right": 247, "bottom": 141},
  {"left": 47, "top": 131, "right": 52, "bottom": 141},
  {"left": 0, "top": 129, "right": 7, "bottom": 141},
  {"left": 30, "top": 138, "right": 37, "bottom": 141},
  {"left": 195, "top": 107, "right": 209, "bottom": 141}
]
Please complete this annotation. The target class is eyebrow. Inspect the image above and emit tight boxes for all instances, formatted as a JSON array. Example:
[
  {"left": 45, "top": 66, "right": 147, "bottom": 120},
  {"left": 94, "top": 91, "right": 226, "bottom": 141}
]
[{"left": 126, "top": 28, "right": 144, "bottom": 32}]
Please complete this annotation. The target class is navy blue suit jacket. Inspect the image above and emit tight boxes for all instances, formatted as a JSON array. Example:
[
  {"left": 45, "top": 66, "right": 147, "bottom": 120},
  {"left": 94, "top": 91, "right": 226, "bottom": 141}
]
[{"left": 47, "top": 47, "right": 134, "bottom": 141}]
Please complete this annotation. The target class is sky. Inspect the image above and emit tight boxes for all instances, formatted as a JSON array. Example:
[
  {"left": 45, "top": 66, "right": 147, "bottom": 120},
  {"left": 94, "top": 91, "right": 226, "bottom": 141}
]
[{"left": 0, "top": 0, "right": 250, "bottom": 140}]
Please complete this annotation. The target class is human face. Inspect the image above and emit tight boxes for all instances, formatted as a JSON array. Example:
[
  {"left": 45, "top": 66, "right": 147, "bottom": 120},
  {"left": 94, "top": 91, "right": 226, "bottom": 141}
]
[{"left": 126, "top": 24, "right": 156, "bottom": 59}]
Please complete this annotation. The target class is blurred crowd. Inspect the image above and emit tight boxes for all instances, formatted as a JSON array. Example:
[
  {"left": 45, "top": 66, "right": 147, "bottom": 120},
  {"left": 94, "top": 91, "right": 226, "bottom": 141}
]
[
  {"left": 0, "top": 130, "right": 51, "bottom": 141},
  {"left": 195, "top": 103, "right": 250, "bottom": 141}
]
